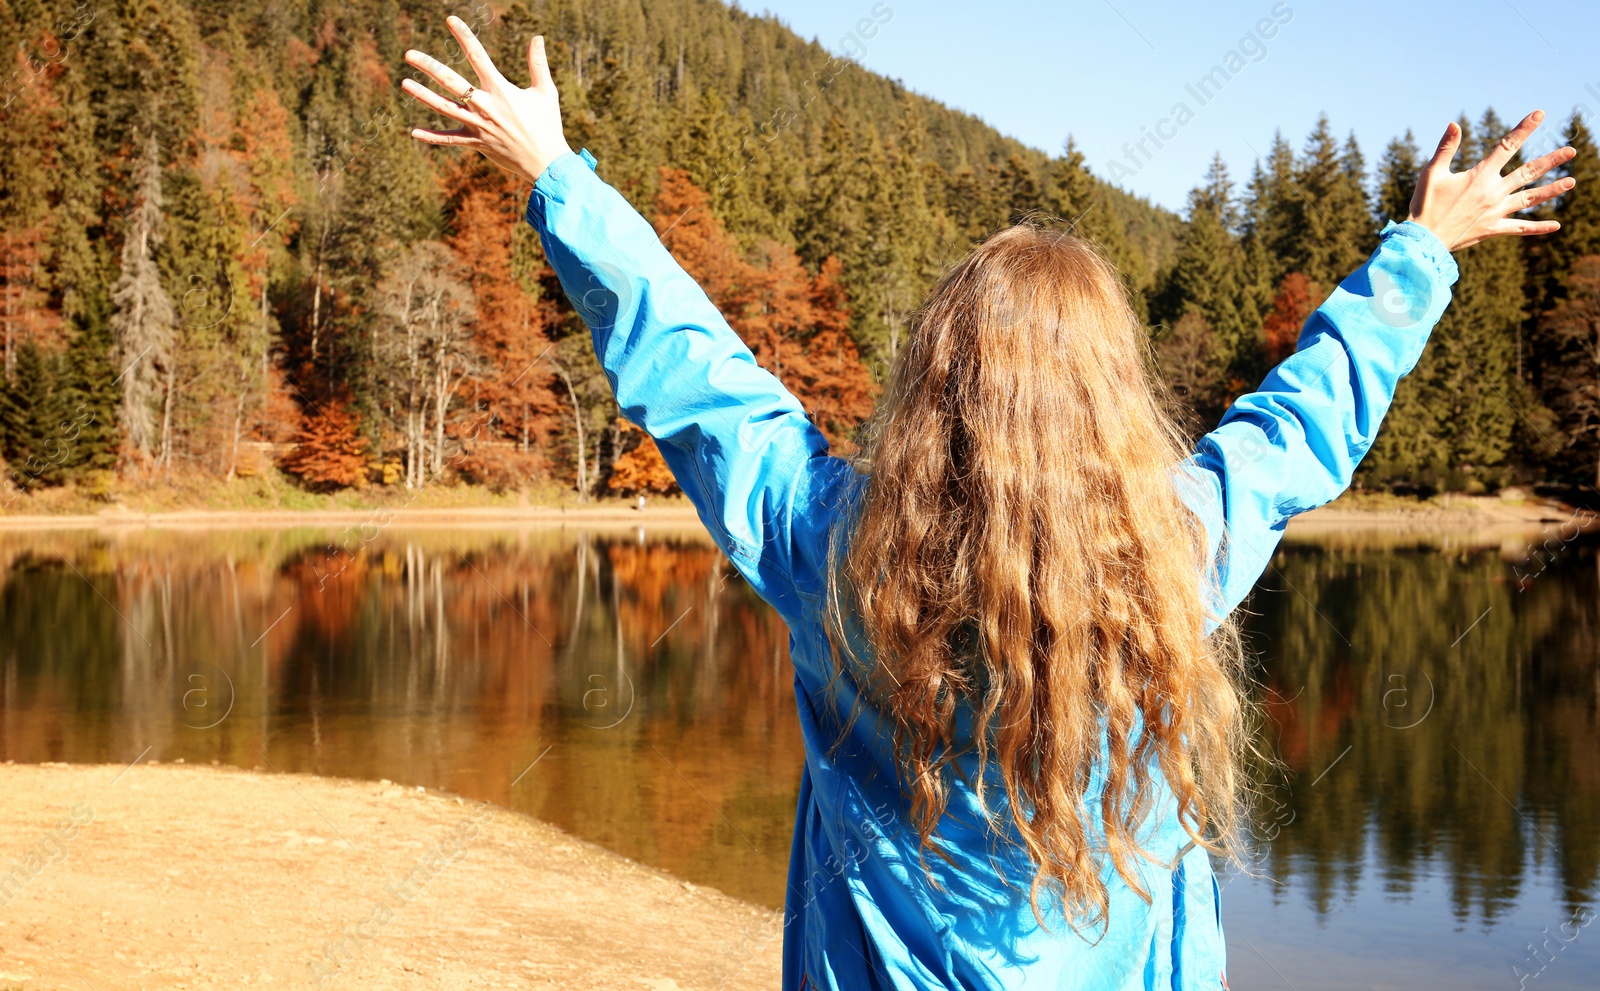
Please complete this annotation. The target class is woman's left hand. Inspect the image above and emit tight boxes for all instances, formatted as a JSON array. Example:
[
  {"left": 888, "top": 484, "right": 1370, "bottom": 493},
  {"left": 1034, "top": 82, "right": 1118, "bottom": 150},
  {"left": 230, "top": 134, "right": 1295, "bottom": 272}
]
[{"left": 401, "top": 16, "right": 573, "bottom": 184}]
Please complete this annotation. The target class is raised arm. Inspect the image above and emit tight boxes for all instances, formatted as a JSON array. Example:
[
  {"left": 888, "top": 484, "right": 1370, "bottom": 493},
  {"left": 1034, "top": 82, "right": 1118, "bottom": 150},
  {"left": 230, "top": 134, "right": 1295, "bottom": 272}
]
[
  {"left": 1181, "top": 110, "right": 1576, "bottom": 620},
  {"left": 402, "top": 18, "right": 846, "bottom": 622}
]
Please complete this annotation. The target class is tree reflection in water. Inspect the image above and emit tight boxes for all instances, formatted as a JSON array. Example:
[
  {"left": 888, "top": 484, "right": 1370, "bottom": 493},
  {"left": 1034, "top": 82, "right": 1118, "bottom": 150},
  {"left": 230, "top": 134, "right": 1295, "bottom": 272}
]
[{"left": 0, "top": 527, "right": 1594, "bottom": 973}]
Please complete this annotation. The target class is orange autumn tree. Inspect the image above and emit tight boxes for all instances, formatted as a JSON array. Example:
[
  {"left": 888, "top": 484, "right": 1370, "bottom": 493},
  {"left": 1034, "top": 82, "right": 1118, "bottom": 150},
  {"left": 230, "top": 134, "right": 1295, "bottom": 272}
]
[
  {"left": 650, "top": 167, "right": 877, "bottom": 452},
  {"left": 280, "top": 398, "right": 370, "bottom": 490},
  {"left": 1262, "top": 272, "right": 1322, "bottom": 365},
  {"left": 607, "top": 420, "right": 679, "bottom": 495},
  {"left": 444, "top": 159, "right": 562, "bottom": 487}
]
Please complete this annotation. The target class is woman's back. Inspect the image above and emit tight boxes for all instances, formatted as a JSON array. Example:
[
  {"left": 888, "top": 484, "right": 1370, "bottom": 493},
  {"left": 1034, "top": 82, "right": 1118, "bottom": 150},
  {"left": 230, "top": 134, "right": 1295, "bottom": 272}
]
[
  {"left": 524, "top": 146, "right": 1459, "bottom": 988},
  {"left": 396, "top": 33, "right": 1575, "bottom": 987}
]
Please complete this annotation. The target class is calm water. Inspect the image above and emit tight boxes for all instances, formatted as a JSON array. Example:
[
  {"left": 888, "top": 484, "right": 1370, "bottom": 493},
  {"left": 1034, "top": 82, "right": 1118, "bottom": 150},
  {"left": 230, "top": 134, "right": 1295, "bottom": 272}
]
[{"left": 0, "top": 523, "right": 1596, "bottom": 989}]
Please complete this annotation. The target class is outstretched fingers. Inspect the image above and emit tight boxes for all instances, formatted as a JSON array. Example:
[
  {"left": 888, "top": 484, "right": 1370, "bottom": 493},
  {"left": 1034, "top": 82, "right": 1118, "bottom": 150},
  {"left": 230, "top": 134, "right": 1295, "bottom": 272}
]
[
  {"left": 1481, "top": 109, "right": 1546, "bottom": 175},
  {"left": 1490, "top": 217, "right": 1562, "bottom": 239},
  {"left": 410, "top": 127, "right": 484, "bottom": 148},
  {"left": 447, "top": 15, "right": 504, "bottom": 88},
  {"left": 1426, "top": 121, "right": 1462, "bottom": 174},
  {"left": 1507, "top": 145, "right": 1577, "bottom": 191},
  {"left": 400, "top": 77, "right": 484, "bottom": 127},
  {"left": 405, "top": 48, "right": 474, "bottom": 99},
  {"left": 1502, "top": 175, "right": 1576, "bottom": 216},
  {"left": 528, "top": 34, "right": 554, "bottom": 90}
]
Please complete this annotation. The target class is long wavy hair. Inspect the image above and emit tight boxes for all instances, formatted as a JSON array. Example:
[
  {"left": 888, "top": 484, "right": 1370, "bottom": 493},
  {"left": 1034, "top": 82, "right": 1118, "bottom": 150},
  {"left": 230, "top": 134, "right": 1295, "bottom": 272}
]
[{"left": 825, "top": 221, "right": 1253, "bottom": 931}]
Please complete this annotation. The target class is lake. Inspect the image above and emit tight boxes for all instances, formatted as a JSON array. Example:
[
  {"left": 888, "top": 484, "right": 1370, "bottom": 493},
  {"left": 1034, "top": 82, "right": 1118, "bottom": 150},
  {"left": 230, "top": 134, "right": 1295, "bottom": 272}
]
[{"left": 0, "top": 522, "right": 1595, "bottom": 989}]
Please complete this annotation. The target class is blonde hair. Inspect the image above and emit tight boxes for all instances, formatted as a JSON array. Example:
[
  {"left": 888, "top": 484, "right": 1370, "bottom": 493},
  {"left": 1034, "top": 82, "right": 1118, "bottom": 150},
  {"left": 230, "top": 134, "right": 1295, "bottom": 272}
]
[{"left": 826, "top": 222, "right": 1253, "bottom": 931}]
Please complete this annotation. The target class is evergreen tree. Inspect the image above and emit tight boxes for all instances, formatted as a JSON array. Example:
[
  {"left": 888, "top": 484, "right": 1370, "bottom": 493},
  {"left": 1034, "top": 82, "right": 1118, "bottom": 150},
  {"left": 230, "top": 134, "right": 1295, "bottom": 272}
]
[
  {"left": 1523, "top": 111, "right": 1600, "bottom": 482},
  {"left": 1047, "top": 138, "right": 1145, "bottom": 317},
  {"left": 1548, "top": 113, "right": 1600, "bottom": 281},
  {"left": 1540, "top": 257, "right": 1600, "bottom": 487},
  {"left": 1241, "top": 131, "right": 1298, "bottom": 287},
  {"left": 1291, "top": 116, "right": 1375, "bottom": 290},
  {"left": 2, "top": 0, "right": 1585, "bottom": 498},
  {"left": 997, "top": 153, "right": 1041, "bottom": 225},
  {"left": 61, "top": 316, "right": 121, "bottom": 477},
  {"left": 1375, "top": 130, "right": 1422, "bottom": 226},
  {"left": 1158, "top": 154, "right": 1259, "bottom": 392},
  {"left": 1365, "top": 112, "right": 1525, "bottom": 491},
  {"left": 0, "top": 342, "right": 67, "bottom": 489}
]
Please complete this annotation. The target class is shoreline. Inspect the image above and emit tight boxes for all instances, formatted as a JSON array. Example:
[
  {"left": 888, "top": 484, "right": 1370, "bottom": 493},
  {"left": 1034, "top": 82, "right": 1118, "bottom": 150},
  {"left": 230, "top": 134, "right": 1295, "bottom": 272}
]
[
  {"left": 0, "top": 762, "right": 781, "bottom": 990},
  {"left": 0, "top": 503, "right": 709, "bottom": 531},
  {"left": 0, "top": 493, "right": 1590, "bottom": 538}
]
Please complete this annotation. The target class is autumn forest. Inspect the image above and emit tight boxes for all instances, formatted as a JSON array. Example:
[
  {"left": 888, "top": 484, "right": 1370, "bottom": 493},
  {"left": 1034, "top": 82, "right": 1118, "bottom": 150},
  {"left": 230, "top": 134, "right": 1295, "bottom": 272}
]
[{"left": 2, "top": 0, "right": 1599, "bottom": 507}]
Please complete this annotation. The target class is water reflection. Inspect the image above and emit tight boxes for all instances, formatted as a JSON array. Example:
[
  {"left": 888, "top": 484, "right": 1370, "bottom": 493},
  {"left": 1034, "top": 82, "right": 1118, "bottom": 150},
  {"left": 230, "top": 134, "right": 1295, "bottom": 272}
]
[
  {"left": 0, "top": 526, "right": 1596, "bottom": 986},
  {"left": 0, "top": 526, "right": 802, "bottom": 906}
]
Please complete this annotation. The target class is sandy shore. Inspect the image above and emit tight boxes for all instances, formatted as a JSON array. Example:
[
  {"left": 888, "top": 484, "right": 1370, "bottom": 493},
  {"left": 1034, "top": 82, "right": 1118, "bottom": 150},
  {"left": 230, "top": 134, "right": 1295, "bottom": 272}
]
[
  {"left": 1281, "top": 493, "right": 1598, "bottom": 549},
  {"left": 0, "top": 763, "right": 781, "bottom": 990}
]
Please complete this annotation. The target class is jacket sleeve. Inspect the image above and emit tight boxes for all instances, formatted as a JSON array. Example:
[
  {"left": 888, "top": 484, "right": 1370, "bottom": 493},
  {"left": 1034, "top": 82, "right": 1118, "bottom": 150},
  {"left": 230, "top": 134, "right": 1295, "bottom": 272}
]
[
  {"left": 526, "top": 149, "right": 852, "bottom": 625},
  {"left": 1176, "top": 220, "right": 1460, "bottom": 624}
]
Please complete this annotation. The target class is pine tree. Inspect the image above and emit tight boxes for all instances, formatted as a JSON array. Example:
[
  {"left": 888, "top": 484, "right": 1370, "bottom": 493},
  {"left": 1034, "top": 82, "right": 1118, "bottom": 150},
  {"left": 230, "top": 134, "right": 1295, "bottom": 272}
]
[
  {"left": 570, "top": 53, "right": 658, "bottom": 212},
  {"left": 796, "top": 115, "right": 871, "bottom": 274},
  {"left": 1241, "top": 131, "right": 1299, "bottom": 287},
  {"left": 61, "top": 316, "right": 121, "bottom": 477},
  {"left": 1524, "top": 110, "right": 1600, "bottom": 472},
  {"left": 1550, "top": 113, "right": 1600, "bottom": 278},
  {"left": 1365, "top": 111, "right": 1525, "bottom": 491},
  {"left": 0, "top": 342, "right": 67, "bottom": 489},
  {"left": 997, "top": 154, "right": 1041, "bottom": 225},
  {"left": 1047, "top": 137, "right": 1144, "bottom": 315},
  {"left": 1291, "top": 116, "right": 1374, "bottom": 290},
  {"left": 1159, "top": 155, "right": 1258, "bottom": 391},
  {"left": 1540, "top": 257, "right": 1600, "bottom": 487},
  {"left": 0, "top": 41, "right": 65, "bottom": 377},
  {"left": 1375, "top": 130, "right": 1422, "bottom": 226}
]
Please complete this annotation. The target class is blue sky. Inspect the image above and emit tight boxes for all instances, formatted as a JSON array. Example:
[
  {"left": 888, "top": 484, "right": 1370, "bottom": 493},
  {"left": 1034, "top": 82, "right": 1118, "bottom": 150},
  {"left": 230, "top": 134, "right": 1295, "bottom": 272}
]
[{"left": 749, "top": 0, "right": 1600, "bottom": 214}]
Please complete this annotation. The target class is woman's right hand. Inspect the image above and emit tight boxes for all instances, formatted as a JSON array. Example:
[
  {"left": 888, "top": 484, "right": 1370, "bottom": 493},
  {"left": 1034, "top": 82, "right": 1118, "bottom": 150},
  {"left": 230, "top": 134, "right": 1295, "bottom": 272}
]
[
  {"left": 402, "top": 16, "right": 573, "bottom": 185},
  {"left": 1407, "top": 109, "right": 1576, "bottom": 251}
]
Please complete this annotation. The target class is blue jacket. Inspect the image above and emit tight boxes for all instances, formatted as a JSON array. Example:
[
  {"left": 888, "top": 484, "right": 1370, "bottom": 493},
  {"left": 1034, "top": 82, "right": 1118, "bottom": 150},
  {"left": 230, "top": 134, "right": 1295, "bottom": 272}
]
[{"left": 527, "top": 148, "right": 1458, "bottom": 991}]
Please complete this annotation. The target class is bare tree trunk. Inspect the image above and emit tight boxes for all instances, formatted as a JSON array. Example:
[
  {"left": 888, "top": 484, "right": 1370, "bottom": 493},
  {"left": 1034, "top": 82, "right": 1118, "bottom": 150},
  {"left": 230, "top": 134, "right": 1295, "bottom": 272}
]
[
  {"left": 556, "top": 366, "right": 587, "bottom": 501},
  {"left": 226, "top": 386, "right": 246, "bottom": 481},
  {"left": 157, "top": 364, "right": 176, "bottom": 474},
  {"left": 309, "top": 258, "right": 323, "bottom": 361},
  {"left": 3, "top": 232, "right": 12, "bottom": 383}
]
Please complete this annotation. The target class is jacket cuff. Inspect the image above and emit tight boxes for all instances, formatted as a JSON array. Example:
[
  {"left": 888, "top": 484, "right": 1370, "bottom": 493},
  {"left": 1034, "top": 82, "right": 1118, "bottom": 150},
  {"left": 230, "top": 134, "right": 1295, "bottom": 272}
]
[
  {"left": 1378, "top": 219, "right": 1459, "bottom": 286},
  {"left": 525, "top": 148, "right": 598, "bottom": 227}
]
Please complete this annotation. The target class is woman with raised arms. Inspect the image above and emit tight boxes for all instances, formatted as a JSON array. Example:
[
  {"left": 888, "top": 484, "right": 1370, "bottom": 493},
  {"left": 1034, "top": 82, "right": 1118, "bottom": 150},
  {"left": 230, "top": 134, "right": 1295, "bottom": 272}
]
[{"left": 402, "top": 16, "right": 1574, "bottom": 990}]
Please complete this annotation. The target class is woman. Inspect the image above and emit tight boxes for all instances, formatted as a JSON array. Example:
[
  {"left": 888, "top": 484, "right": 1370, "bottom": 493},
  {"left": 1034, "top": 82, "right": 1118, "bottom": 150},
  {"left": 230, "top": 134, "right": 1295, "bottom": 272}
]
[{"left": 401, "top": 17, "right": 1575, "bottom": 990}]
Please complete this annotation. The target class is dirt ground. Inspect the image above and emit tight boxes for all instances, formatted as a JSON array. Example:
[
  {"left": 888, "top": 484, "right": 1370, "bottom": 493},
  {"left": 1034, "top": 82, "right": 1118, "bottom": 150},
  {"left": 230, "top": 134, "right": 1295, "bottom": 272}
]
[{"left": 0, "top": 762, "right": 782, "bottom": 990}]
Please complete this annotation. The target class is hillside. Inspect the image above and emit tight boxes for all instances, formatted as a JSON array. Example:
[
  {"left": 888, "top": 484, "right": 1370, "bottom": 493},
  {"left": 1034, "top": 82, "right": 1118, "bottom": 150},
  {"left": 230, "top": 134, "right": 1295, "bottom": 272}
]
[{"left": 0, "top": 0, "right": 1595, "bottom": 506}]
